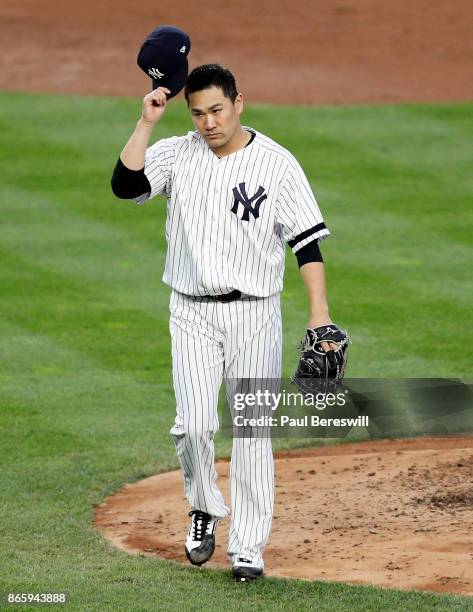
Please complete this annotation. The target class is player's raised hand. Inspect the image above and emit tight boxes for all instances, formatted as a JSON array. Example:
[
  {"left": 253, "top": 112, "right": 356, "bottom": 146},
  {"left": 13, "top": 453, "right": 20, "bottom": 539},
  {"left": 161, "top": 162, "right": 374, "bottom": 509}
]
[{"left": 141, "top": 87, "right": 171, "bottom": 124}]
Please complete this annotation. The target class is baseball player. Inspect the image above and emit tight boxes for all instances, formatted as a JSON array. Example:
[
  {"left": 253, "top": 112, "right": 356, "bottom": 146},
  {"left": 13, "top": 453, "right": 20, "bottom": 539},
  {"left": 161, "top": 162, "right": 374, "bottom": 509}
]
[{"left": 112, "top": 63, "right": 338, "bottom": 582}]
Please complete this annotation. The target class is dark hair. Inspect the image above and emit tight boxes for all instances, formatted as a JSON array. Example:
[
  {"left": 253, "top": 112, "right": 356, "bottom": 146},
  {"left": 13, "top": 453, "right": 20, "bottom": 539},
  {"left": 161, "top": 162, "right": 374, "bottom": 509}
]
[{"left": 184, "top": 64, "right": 238, "bottom": 103}]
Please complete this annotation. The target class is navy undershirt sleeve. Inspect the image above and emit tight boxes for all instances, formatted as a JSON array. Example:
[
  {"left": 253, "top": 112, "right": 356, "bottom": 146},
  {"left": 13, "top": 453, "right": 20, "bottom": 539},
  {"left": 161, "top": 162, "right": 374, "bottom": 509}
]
[
  {"left": 111, "top": 158, "right": 152, "bottom": 199},
  {"left": 295, "top": 240, "right": 323, "bottom": 267}
]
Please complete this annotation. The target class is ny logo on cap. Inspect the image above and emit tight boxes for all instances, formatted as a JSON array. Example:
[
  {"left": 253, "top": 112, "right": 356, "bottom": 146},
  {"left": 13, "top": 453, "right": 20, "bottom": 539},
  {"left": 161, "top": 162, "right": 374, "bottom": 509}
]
[
  {"left": 231, "top": 182, "right": 267, "bottom": 221},
  {"left": 148, "top": 67, "right": 165, "bottom": 79}
]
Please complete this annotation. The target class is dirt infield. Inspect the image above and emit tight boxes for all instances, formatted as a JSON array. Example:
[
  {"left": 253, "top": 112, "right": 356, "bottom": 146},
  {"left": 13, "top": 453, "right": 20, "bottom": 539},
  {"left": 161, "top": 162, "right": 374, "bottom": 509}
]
[
  {"left": 95, "top": 437, "right": 473, "bottom": 596},
  {"left": 1, "top": 0, "right": 472, "bottom": 104}
]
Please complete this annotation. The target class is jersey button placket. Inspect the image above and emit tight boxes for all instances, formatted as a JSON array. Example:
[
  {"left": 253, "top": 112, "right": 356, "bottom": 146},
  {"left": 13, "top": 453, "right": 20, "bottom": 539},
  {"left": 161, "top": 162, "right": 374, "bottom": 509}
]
[
  {"left": 203, "top": 158, "right": 220, "bottom": 287},
  {"left": 212, "top": 156, "right": 222, "bottom": 221},
  {"left": 213, "top": 160, "right": 228, "bottom": 269}
]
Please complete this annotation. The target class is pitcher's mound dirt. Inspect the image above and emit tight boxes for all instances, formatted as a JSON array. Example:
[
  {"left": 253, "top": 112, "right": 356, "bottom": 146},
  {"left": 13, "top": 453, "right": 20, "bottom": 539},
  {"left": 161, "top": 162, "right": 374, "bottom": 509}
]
[{"left": 94, "top": 437, "right": 473, "bottom": 596}]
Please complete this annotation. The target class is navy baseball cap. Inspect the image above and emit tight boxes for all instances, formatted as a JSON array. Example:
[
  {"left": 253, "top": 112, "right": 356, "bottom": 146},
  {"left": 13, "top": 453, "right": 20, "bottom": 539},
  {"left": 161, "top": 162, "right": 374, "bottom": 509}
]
[{"left": 137, "top": 25, "right": 191, "bottom": 99}]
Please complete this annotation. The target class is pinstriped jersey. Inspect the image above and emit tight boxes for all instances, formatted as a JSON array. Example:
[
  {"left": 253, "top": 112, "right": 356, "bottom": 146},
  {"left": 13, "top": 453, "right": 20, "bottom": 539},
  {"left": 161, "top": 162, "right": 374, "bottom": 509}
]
[{"left": 133, "top": 126, "right": 330, "bottom": 297}]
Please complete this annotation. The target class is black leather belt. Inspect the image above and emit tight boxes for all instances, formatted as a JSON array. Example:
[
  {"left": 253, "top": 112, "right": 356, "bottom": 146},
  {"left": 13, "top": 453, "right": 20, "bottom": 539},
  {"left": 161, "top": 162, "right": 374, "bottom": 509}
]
[{"left": 193, "top": 290, "right": 242, "bottom": 302}]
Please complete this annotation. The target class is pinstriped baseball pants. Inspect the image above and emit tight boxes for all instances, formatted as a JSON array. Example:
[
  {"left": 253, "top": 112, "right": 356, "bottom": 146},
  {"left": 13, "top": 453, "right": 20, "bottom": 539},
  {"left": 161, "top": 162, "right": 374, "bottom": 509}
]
[{"left": 169, "top": 290, "right": 282, "bottom": 568}]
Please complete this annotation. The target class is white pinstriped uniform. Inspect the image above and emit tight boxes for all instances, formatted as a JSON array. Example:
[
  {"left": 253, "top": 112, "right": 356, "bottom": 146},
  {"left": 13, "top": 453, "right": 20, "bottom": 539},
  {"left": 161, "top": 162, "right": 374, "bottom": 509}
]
[{"left": 135, "top": 126, "right": 329, "bottom": 567}]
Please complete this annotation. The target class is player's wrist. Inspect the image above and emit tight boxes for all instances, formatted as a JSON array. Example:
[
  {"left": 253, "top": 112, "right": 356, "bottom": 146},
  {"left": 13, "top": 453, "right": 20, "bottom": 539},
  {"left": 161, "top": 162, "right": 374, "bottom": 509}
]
[
  {"left": 137, "top": 117, "right": 158, "bottom": 130},
  {"left": 308, "top": 312, "right": 332, "bottom": 328}
]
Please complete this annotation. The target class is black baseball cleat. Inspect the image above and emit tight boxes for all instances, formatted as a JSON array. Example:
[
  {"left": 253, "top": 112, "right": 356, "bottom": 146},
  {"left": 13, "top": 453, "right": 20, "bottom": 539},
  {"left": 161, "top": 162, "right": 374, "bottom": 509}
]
[
  {"left": 184, "top": 510, "right": 219, "bottom": 566},
  {"left": 232, "top": 557, "right": 264, "bottom": 582}
]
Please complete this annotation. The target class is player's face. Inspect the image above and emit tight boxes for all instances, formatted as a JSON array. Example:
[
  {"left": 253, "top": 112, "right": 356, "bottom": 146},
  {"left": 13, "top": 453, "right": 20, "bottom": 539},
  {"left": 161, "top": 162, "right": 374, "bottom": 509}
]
[{"left": 188, "top": 86, "right": 243, "bottom": 151}]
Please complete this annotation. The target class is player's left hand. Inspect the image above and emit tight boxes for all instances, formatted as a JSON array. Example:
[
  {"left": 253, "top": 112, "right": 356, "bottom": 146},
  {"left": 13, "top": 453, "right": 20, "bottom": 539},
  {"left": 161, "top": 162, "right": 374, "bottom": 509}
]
[
  {"left": 293, "top": 323, "right": 350, "bottom": 392},
  {"left": 307, "top": 318, "right": 339, "bottom": 353}
]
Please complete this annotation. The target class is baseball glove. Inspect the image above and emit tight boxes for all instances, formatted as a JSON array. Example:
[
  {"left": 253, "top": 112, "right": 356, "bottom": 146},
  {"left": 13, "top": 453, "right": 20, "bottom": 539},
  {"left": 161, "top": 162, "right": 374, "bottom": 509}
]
[{"left": 292, "top": 324, "right": 350, "bottom": 394}]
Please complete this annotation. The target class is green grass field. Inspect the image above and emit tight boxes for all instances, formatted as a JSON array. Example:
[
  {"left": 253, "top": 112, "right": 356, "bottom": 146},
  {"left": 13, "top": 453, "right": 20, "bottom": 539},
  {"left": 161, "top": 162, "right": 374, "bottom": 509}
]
[{"left": 1, "top": 91, "right": 472, "bottom": 610}]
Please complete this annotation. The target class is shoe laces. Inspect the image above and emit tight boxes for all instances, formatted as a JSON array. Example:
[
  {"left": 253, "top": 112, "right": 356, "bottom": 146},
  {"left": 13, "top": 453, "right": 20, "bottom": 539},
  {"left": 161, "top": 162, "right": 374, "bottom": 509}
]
[{"left": 189, "top": 510, "right": 212, "bottom": 541}]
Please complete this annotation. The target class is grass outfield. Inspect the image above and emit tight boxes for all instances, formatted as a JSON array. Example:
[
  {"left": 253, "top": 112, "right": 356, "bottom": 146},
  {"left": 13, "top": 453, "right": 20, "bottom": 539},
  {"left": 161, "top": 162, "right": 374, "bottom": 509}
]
[{"left": 0, "top": 91, "right": 472, "bottom": 610}]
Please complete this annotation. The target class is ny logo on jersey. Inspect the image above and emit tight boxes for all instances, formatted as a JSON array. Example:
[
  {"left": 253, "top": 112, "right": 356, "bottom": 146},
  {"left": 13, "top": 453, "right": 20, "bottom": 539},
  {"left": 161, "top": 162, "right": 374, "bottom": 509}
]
[
  {"left": 231, "top": 182, "right": 267, "bottom": 221},
  {"left": 148, "top": 67, "right": 165, "bottom": 79}
]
